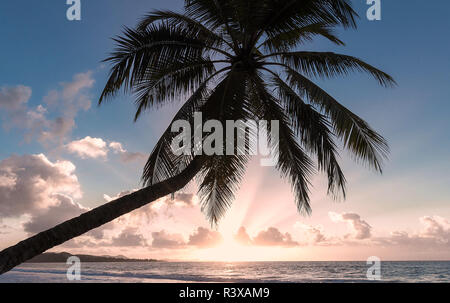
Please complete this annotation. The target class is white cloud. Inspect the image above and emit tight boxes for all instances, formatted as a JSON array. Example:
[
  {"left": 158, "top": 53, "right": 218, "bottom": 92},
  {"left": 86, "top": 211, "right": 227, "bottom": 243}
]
[
  {"left": 109, "top": 142, "right": 126, "bottom": 154},
  {"left": 109, "top": 141, "right": 147, "bottom": 163},
  {"left": 64, "top": 138, "right": 146, "bottom": 162},
  {"left": 103, "top": 189, "right": 138, "bottom": 203},
  {"left": 0, "top": 154, "right": 82, "bottom": 218},
  {"left": 66, "top": 136, "right": 108, "bottom": 159}
]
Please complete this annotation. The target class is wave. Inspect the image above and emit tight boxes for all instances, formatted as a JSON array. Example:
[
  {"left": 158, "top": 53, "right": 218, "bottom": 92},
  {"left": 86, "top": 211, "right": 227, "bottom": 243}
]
[
  {"left": 8, "top": 268, "right": 387, "bottom": 283},
  {"left": 9, "top": 268, "right": 274, "bottom": 283}
]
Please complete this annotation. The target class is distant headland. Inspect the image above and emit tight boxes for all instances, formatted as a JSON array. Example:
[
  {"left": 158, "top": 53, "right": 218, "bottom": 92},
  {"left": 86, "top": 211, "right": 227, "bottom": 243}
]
[{"left": 25, "top": 252, "right": 159, "bottom": 263}]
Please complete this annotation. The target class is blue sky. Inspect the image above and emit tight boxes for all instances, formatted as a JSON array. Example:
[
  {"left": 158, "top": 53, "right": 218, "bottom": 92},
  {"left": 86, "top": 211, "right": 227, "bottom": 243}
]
[{"left": 1, "top": 1, "right": 450, "bottom": 260}]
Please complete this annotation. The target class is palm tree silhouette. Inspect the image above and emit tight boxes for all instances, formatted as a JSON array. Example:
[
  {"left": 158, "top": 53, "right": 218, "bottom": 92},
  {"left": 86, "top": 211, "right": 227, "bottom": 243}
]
[{"left": 0, "top": 0, "right": 395, "bottom": 274}]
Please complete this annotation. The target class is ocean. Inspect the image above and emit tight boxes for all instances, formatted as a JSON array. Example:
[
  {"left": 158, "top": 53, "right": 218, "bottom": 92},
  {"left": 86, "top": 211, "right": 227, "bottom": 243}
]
[{"left": 0, "top": 261, "right": 449, "bottom": 283}]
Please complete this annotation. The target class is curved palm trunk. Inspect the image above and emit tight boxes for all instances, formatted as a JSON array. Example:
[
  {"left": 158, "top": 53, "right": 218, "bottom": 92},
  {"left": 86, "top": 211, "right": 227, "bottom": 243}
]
[{"left": 0, "top": 157, "right": 204, "bottom": 275}]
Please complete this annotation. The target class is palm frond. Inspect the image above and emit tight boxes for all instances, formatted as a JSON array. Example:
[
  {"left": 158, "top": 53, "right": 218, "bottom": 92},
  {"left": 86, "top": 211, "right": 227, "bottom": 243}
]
[
  {"left": 142, "top": 67, "right": 232, "bottom": 186},
  {"left": 251, "top": 0, "right": 357, "bottom": 46},
  {"left": 184, "top": 0, "right": 240, "bottom": 46},
  {"left": 132, "top": 57, "right": 216, "bottom": 121},
  {"left": 198, "top": 154, "right": 249, "bottom": 225},
  {"left": 259, "top": 22, "right": 344, "bottom": 52},
  {"left": 99, "top": 24, "right": 225, "bottom": 105},
  {"left": 272, "top": 73, "right": 346, "bottom": 198},
  {"left": 137, "top": 10, "right": 230, "bottom": 49},
  {"left": 265, "top": 51, "right": 396, "bottom": 87},
  {"left": 142, "top": 82, "right": 208, "bottom": 187},
  {"left": 196, "top": 70, "right": 253, "bottom": 225},
  {"left": 250, "top": 74, "right": 315, "bottom": 214},
  {"left": 284, "top": 66, "right": 389, "bottom": 172}
]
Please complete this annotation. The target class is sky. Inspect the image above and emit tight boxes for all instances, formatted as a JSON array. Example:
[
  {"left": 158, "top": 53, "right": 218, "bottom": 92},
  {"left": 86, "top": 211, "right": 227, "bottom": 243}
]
[{"left": 0, "top": 0, "right": 450, "bottom": 261}]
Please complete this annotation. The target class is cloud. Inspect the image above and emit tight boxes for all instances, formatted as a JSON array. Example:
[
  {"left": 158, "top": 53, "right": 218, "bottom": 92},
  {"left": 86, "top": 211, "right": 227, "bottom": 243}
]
[
  {"left": 0, "top": 85, "right": 32, "bottom": 111},
  {"left": 234, "top": 226, "right": 253, "bottom": 245},
  {"left": 23, "top": 194, "right": 88, "bottom": 234},
  {"left": 0, "top": 154, "right": 81, "bottom": 218},
  {"left": 150, "top": 227, "right": 222, "bottom": 249},
  {"left": 420, "top": 216, "right": 450, "bottom": 241},
  {"left": 165, "top": 193, "right": 196, "bottom": 208},
  {"left": 252, "top": 227, "right": 298, "bottom": 247},
  {"left": 64, "top": 138, "right": 146, "bottom": 162},
  {"left": 234, "top": 226, "right": 299, "bottom": 247},
  {"left": 104, "top": 190, "right": 194, "bottom": 210},
  {"left": 109, "top": 142, "right": 147, "bottom": 163},
  {"left": 235, "top": 226, "right": 299, "bottom": 247},
  {"left": 38, "top": 71, "right": 94, "bottom": 144},
  {"left": 188, "top": 227, "right": 222, "bottom": 248},
  {"left": 0, "top": 221, "right": 14, "bottom": 235},
  {"left": 38, "top": 117, "right": 75, "bottom": 145},
  {"left": 60, "top": 72, "right": 95, "bottom": 105},
  {"left": 329, "top": 212, "right": 372, "bottom": 240},
  {"left": 103, "top": 190, "right": 194, "bottom": 222},
  {"left": 0, "top": 174, "right": 16, "bottom": 189},
  {"left": 294, "top": 222, "right": 328, "bottom": 244},
  {"left": 103, "top": 189, "right": 138, "bottom": 203},
  {"left": 0, "top": 72, "right": 95, "bottom": 146},
  {"left": 20, "top": 187, "right": 194, "bottom": 248},
  {"left": 110, "top": 227, "right": 147, "bottom": 247},
  {"left": 109, "top": 142, "right": 126, "bottom": 153},
  {"left": 44, "top": 71, "right": 94, "bottom": 115},
  {"left": 151, "top": 230, "right": 186, "bottom": 248},
  {"left": 66, "top": 136, "right": 108, "bottom": 159},
  {"left": 375, "top": 216, "right": 450, "bottom": 249},
  {"left": 0, "top": 86, "right": 49, "bottom": 141},
  {"left": 88, "top": 190, "right": 196, "bottom": 245}
]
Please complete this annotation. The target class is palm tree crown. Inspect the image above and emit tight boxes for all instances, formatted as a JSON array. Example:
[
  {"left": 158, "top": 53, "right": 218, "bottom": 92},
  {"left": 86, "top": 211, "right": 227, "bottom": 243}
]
[{"left": 99, "top": 0, "right": 396, "bottom": 225}]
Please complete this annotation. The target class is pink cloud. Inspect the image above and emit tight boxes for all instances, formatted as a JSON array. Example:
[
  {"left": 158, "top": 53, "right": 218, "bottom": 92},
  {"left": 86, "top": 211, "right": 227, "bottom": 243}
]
[
  {"left": 110, "top": 227, "right": 148, "bottom": 247},
  {"left": 235, "top": 226, "right": 298, "bottom": 247},
  {"left": 234, "top": 226, "right": 252, "bottom": 245},
  {"left": 188, "top": 227, "right": 222, "bottom": 248},
  {"left": 294, "top": 222, "right": 328, "bottom": 244},
  {"left": 329, "top": 212, "right": 372, "bottom": 240},
  {"left": 151, "top": 230, "right": 186, "bottom": 248},
  {"left": 23, "top": 194, "right": 88, "bottom": 235},
  {"left": 253, "top": 227, "right": 298, "bottom": 247}
]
